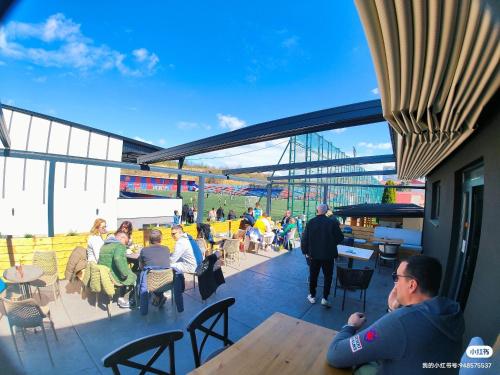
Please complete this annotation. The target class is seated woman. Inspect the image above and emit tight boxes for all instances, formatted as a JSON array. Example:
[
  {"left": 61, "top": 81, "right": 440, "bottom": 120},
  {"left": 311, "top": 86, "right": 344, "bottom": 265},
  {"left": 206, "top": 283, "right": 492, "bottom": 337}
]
[{"left": 276, "top": 217, "right": 297, "bottom": 248}]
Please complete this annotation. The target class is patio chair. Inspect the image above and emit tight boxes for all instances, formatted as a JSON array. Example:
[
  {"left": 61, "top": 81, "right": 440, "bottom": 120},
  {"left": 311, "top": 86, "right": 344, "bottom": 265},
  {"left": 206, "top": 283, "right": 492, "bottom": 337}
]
[
  {"left": 30, "top": 250, "right": 61, "bottom": 303},
  {"left": 284, "top": 228, "right": 297, "bottom": 250},
  {"left": 1, "top": 297, "right": 58, "bottom": 366},
  {"left": 222, "top": 239, "right": 241, "bottom": 268},
  {"left": 334, "top": 266, "right": 374, "bottom": 312},
  {"left": 146, "top": 269, "right": 175, "bottom": 309},
  {"left": 82, "top": 262, "right": 117, "bottom": 318},
  {"left": 186, "top": 297, "right": 236, "bottom": 368},
  {"left": 102, "top": 330, "right": 184, "bottom": 375},
  {"left": 375, "top": 243, "right": 400, "bottom": 271}
]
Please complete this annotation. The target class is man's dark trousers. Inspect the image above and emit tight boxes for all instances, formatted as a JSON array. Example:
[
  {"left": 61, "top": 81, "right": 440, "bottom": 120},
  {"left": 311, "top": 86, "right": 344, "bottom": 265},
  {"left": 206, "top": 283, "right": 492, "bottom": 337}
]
[{"left": 309, "top": 259, "right": 334, "bottom": 299}]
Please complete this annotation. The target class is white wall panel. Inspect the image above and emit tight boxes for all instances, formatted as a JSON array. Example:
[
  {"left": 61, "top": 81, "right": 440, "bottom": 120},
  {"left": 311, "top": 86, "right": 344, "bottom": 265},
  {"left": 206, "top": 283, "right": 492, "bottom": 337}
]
[{"left": 1, "top": 108, "right": 127, "bottom": 236}]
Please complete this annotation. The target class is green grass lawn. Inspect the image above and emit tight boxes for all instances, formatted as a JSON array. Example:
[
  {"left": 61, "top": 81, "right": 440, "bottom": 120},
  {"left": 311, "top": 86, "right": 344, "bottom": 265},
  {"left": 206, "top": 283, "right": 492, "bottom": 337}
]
[{"left": 132, "top": 189, "right": 314, "bottom": 222}]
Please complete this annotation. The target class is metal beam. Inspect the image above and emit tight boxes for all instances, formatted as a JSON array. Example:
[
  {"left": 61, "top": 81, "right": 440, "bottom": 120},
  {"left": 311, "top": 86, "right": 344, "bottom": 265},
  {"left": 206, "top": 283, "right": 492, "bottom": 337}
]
[
  {"left": 138, "top": 99, "right": 384, "bottom": 163},
  {"left": 275, "top": 181, "right": 425, "bottom": 189},
  {"left": 223, "top": 154, "right": 395, "bottom": 175},
  {"left": 0, "top": 149, "right": 268, "bottom": 185},
  {"left": 0, "top": 106, "right": 11, "bottom": 148},
  {"left": 269, "top": 169, "right": 397, "bottom": 181}
]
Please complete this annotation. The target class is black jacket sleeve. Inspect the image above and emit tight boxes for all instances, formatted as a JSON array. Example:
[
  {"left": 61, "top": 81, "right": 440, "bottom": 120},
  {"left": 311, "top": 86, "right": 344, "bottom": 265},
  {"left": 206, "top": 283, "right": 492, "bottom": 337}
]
[{"left": 301, "top": 225, "right": 309, "bottom": 256}]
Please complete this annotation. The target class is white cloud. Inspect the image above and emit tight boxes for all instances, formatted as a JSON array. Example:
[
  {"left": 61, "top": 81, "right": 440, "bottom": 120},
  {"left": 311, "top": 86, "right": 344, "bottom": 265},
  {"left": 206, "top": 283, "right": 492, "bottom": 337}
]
[
  {"left": 158, "top": 138, "right": 166, "bottom": 146},
  {"left": 371, "top": 87, "right": 379, "bottom": 95},
  {"left": 358, "top": 141, "right": 392, "bottom": 150},
  {"left": 177, "top": 121, "right": 199, "bottom": 130},
  {"left": 217, "top": 113, "right": 246, "bottom": 131},
  {"left": 189, "top": 139, "right": 288, "bottom": 169},
  {"left": 3, "top": 98, "right": 15, "bottom": 105},
  {"left": 282, "top": 36, "right": 299, "bottom": 49},
  {"left": 134, "top": 136, "right": 153, "bottom": 145},
  {"left": 33, "top": 75, "right": 47, "bottom": 83},
  {"left": 331, "top": 128, "right": 346, "bottom": 134},
  {"left": 0, "top": 13, "right": 159, "bottom": 76},
  {"left": 0, "top": 60, "right": 6, "bottom": 66}
]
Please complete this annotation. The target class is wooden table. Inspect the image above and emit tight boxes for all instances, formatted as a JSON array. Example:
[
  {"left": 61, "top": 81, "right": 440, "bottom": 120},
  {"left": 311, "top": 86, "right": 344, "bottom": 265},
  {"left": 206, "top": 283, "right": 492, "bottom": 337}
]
[
  {"left": 3, "top": 265, "right": 43, "bottom": 299},
  {"left": 188, "top": 312, "right": 351, "bottom": 375},
  {"left": 337, "top": 245, "right": 374, "bottom": 268}
]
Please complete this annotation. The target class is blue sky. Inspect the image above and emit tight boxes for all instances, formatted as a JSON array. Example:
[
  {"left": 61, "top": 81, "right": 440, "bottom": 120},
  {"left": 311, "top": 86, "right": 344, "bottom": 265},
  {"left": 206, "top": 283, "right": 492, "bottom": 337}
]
[{"left": 0, "top": 1, "right": 393, "bottom": 169}]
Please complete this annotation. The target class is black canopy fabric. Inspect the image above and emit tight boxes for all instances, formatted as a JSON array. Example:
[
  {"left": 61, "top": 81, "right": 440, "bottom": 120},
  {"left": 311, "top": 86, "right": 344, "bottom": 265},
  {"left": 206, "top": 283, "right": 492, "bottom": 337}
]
[{"left": 333, "top": 203, "right": 424, "bottom": 218}]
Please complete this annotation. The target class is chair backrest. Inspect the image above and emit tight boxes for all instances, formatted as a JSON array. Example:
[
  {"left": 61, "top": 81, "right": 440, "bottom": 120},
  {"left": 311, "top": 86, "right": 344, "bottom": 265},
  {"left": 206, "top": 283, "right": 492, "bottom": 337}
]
[
  {"left": 286, "top": 228, "right": 297, "bottom": 241},
  {"left": 342, "top": 237, "right": 355, "bottom": 247},
  {"left": 223, "top": 239, "right": 240, "bottom": 256},
  {"left": 146, "top": 269, "right": 174, "bottom": 293},
  {"left": 102, "top": 330, "right": 183, "bottom": 375},
  {"left": 33, "top": 250, "right": 58, "bottom": 276},
  {"left": 337, "top": 266, "right": 374, "bottom": 290},
  {"left": 382, "top": 244, "right": 399, "bottom": 255},
  {"left": 1, "top": 298, "right": 44, "bottom": 328},
  {"left": 186, "top": 297, "right": 236, "bottom": 368}
]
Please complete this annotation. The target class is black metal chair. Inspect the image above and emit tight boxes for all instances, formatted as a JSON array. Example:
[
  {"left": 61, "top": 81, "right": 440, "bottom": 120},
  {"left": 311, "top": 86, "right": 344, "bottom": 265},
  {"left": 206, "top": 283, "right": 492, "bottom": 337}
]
[
  {"left": 186, "top": 297, "right": 236, "bottom": 368},
  {"left": 375, "top": 243, "right": 400, "bottom": 271},
  {"left": 102, "top": 330, "right": 183, "bottom": 375},
  {"left": 334, "top": 266, "right": 374, "bottom": 312}
]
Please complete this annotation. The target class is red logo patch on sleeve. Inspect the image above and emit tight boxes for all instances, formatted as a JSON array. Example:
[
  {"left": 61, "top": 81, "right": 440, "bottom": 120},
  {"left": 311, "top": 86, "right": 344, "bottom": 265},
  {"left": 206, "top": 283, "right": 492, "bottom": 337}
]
[{"left": 364, "top": 329, "right": 378, "bottom": 342}]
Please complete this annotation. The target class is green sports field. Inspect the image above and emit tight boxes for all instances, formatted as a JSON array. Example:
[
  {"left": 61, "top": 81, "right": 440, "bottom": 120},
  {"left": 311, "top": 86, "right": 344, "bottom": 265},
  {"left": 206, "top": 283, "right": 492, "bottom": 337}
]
[{"left": 132, "top": 189, "right": 318, "bottom": 222}]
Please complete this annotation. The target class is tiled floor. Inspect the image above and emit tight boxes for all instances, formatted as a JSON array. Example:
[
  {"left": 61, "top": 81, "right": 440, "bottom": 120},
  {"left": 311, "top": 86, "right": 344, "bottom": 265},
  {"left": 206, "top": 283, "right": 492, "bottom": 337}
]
[{"left": 0, "top": 247, "right": 394, "bottom": 374}]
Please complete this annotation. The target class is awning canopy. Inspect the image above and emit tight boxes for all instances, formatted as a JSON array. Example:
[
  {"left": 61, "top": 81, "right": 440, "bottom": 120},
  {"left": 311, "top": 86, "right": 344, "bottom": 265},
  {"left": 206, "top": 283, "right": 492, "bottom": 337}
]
[
  {"left": 334, "top": 203, "right": 424, "bottom": 218},
  {"left": 137, "top": 100, "right": 384, "bottom": 163},
  {"left": 355, "top": 0, "right": 500, "bottom": 179}
]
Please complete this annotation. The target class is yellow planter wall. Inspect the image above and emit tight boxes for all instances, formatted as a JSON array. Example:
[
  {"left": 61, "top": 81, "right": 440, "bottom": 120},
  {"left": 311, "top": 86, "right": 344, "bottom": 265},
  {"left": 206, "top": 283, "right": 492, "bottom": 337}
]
[{"left": 0, "top": 220, "right": 241, "bottom": 280}]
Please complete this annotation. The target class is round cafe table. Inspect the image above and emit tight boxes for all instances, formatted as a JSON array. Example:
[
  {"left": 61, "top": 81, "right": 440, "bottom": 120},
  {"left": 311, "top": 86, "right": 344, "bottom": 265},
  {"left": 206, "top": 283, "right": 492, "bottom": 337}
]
[{"left": 3, "top": 265, "right": 43, "bottom": 299}]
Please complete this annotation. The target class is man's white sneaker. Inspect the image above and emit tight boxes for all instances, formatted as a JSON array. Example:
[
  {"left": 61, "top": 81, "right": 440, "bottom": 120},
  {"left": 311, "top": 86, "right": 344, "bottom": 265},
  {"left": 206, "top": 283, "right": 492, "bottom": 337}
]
[
  {"left": 307, "top": 294, "right": 316, "bottom": 304},
  {"left": 321, "top": 298, "right": 331, "bottom": 308}
]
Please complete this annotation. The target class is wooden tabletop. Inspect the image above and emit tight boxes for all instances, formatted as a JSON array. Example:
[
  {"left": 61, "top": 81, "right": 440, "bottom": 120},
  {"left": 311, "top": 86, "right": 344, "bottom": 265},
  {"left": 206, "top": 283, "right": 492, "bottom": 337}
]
[
  {"left": 3, "top": 265, "right": 44, "bottom": 283},
  {"left": 337, "top": 245, "right": 373, "bottom": 261},
  {"left": 188, "top": 312, "right": 351, "bottom": 375},
  {"left": 370, "top": 237, "right": 404, "bottom": 245}
]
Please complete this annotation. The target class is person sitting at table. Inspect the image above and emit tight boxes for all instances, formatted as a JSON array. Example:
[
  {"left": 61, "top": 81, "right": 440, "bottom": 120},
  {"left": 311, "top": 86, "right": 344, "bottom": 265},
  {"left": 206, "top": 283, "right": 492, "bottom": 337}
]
[
  {"left": 227, "top": 209, "right": 237, "bottom": 220},
  {"left": 276, "top": 217, "right": 297, "bottom": 249},
  {"left": 98, "top": 231, "right": 137, "bottom": 308},
  {"left": 117, "top": 220, "right": 134, "bottom": 251},
  {"left": 196, "top": 223, "right": 211, "bottom": 256},
  {"left": 281, "top": 210, "right": 292, "bottom": 227},
  {"left": 170, "top": 225, "right": 198, "bottom": 312},
  {"left": 138, "top": 229, "right": 171, "bottom": 309},
  {"left": 254, "top": 213, "right": 275, "bottom": 249},
  {"left": 327, "top": 255, "right": 464, "bottom": 374},
  {"left": 242, "top": 207, "right": 256, "bottom": 226},
  {"left": 87, "top": 218, "right": 107, "bottom": 263}
]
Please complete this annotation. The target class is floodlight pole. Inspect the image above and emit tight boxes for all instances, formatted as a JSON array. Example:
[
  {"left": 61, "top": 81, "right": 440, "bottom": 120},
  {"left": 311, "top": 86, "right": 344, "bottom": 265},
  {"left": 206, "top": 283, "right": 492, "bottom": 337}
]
[{"left": 197, "top": 176, "right": 205, "bottom": 224}]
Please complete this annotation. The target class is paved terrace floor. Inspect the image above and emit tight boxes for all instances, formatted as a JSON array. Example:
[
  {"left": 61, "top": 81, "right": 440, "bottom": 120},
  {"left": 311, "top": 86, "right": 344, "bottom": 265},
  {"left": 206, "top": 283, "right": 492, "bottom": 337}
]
[{"left": 0, "top": 247, "right": 394, "bottom": 375}]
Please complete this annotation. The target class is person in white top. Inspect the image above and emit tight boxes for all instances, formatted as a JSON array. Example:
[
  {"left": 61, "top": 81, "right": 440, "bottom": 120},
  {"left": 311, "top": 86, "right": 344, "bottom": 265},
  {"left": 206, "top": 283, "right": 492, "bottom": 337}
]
[
  {"left": 170, "top": 225, "right": 197, "bottom": 274},
  {"left": 87, "top": 218, "right": 107, "bottom": 263}
]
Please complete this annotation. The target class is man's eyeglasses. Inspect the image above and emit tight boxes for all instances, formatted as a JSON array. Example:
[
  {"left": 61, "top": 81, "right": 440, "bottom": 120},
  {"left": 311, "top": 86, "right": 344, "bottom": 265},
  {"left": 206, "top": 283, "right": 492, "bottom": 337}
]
[{"left": 391, "top": 272, "right": 415, "bottom": 282}]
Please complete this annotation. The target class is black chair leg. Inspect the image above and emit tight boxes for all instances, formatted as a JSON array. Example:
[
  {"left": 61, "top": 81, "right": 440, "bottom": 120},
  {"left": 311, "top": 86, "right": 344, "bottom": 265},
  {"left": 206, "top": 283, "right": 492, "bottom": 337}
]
[
  {"left": 342, "top": 289, "right": 346, "bottom": 311},
  {"left": 334, "top": 275, "right": 338, "bottom": 297},
  {"left": 363, "top": 290, "right": 367, "bottom": 312}
]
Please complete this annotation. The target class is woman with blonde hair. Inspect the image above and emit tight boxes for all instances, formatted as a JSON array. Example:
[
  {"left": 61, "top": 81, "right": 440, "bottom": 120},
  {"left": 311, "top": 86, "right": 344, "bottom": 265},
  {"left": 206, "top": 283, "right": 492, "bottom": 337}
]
[{"left": 87, "top": 218, "right": 107, "bottom": 262}]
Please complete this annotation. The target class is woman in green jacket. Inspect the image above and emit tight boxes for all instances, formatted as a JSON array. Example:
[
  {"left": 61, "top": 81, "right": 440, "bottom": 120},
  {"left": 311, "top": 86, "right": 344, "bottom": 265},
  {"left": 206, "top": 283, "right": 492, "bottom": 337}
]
[{"left": 98, "top": 231, "right": 136, "bottom": 308}]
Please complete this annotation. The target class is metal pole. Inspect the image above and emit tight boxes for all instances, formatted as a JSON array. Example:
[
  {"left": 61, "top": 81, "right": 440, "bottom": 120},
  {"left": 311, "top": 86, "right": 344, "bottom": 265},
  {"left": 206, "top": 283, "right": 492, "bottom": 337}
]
[
  {"left": 323, "top": 185, "right": 328, "bottom": 205},
  {"left": 47, "top": 161, "right": 55, "bottom": 237},
  {"left": 176, "top": 157, "right": 185, "bottom": 199},
  {"left": 197, "top": 176, "right": 205, "bottom": 224},
  {"left": 266, "top": 184, "right": 272, "bottom": 215}
]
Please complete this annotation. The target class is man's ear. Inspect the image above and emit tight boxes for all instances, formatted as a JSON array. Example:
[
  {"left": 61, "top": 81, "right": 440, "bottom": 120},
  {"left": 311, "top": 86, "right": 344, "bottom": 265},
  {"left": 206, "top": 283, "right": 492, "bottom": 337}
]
[{"left": 409, "top": 279, "right": 419, "bottom": 293}]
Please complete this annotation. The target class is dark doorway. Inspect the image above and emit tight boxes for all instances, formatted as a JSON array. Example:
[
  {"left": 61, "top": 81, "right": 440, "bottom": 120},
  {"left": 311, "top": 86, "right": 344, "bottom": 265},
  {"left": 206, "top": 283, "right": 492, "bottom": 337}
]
[{"left": 449, "top": 164, "right": 484, "bottom": 310}]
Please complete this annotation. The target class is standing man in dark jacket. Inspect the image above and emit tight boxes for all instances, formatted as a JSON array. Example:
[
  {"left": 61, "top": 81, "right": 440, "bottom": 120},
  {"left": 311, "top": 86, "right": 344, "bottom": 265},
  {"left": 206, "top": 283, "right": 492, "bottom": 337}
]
[{"left": 301, "top": 204, "right": 344, "bottom": 307}]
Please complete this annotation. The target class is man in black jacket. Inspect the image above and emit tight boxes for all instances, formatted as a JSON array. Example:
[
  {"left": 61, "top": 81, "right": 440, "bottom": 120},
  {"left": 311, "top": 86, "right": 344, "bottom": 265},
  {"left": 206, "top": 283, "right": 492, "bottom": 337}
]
[{"left": 301, "top": 204, "right": 344, "bottom": 307}]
